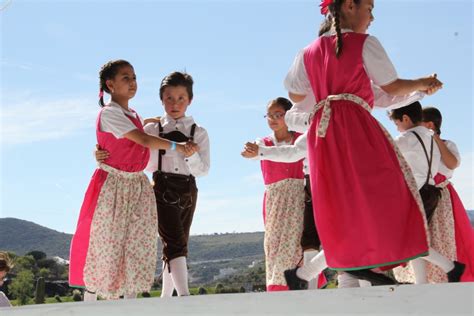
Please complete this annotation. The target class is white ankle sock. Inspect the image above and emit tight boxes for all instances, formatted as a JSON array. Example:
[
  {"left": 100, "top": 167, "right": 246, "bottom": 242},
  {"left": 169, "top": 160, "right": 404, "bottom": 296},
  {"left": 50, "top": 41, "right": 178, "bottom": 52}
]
[
  {"left": 304, "top": 250, "right": 319, "bottom": 289},
  {"left": 411, "top": 258, "right": 428, "bottom": 284},
  {"left": 422, "top": 247, "right": 455, "bottom": 273},
  {"left": 337, "top": 272, "right": 360, "bottom": 288},
  {"left": 161, "top": 262, "right": 175, "bottom": 298},
  {"left": 169, "top": 256, "right": 190, "bottom": 296},
  {"left": 84, "top": 291, "right": 97, "bottom": 302},
  {"left": 123, "top": 292, "right": 137, "bottom": 299},
  {"left": 296, "top": 250, "right": 327, "bottom": 281}
]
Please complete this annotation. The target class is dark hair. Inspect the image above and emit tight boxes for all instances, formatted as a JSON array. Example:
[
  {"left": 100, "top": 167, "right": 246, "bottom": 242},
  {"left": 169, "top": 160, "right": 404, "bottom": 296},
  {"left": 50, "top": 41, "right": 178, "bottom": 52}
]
[
  {"left": 159, "top": 72, "right": 194, "bottom": 101},
  {"left": 422, "top": 107, "right": 442, "bottom": 135},
  {"left": 389, "top": 101, "right": 422, "bottom": 124},
  {"left": 319, "top": 0, "right": 361, "bottom": 58},
  {"left": 98, "top": 59, "right": 133, "bottom": 107},
  {"left": 269, "top": 97, "right": 293, "bottom": 112}
]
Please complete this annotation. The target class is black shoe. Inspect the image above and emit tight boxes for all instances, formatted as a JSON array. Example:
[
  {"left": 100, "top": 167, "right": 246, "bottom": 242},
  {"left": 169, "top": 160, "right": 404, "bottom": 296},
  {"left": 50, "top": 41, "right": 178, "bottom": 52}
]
[
  {"left": 284, "top": 268, "right": 308, "bottom": 290},
  {"left": 346, "top": 269, "right": 398, "bottom": 286},
  {"left": 447, "top": 261, "right": 465, "bottom": 282}
]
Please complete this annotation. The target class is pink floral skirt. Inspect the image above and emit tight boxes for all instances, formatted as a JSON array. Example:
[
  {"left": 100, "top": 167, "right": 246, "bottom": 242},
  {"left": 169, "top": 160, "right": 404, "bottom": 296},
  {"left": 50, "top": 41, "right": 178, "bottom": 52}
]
[
  {"left": 264, "top": 178, "right": 305, "bottom": 291},
  {"left": 83, "top": 164, "right": 158, "bottom": 299}
]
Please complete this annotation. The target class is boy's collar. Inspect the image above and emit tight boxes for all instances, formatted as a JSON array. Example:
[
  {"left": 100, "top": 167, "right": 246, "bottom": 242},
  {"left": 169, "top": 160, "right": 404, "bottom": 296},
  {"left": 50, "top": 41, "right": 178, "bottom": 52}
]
[{"left": 162, "top": 113, "right": 195, "bottom": 126}]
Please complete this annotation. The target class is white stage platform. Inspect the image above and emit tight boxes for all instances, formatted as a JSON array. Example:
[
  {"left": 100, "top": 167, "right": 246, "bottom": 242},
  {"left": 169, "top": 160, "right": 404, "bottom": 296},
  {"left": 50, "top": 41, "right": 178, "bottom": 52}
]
[{"left": 1, "top": 283, "right": 473, "bottom": 316}]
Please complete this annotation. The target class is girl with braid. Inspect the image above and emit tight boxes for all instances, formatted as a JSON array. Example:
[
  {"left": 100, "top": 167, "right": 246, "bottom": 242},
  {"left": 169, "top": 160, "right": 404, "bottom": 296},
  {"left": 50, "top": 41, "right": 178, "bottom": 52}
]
[
  {"left": 69, "top": 60, "right": 194, "bottom": 300},
  {"left": 282, "top": 0, "right": 464, "bottom": 289}
]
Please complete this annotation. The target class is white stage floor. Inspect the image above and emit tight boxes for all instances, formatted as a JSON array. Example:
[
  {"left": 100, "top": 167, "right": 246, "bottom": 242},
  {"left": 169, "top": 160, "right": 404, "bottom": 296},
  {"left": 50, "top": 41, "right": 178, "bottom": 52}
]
[{"left": 1, "top": 283, "right": 473, "bottom": 316}]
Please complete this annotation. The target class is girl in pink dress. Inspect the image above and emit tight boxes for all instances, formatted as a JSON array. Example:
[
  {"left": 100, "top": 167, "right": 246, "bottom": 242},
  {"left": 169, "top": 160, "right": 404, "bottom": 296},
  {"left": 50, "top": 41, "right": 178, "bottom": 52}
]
[
  {"left": 422, "top": 107, "right": 474, "bottom": 282},
  {"left": 69, "top": 60, "right": 192, "bottom": 300},
  {"left": 283, "top": 0, "right": 464, "bottom": 289},
  {"left": 242, "top": 97, "right": 306, "bottom": 291}
]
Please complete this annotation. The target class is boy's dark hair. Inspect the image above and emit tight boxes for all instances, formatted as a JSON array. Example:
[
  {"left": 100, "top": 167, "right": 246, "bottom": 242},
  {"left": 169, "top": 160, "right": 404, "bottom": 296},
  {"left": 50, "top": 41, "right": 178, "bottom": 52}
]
[
  {"left": 98, "top": 59, "right": 133, "bottom": 107},
  {"left": 318, "top": 0, "right": 361, "bottom": 57},
  {"left": 270, "top": 97, "right": 293, "bottom": 112},
  {"left": 159, "top": 72, "right": 194, "bottom": 101},
  {"left": 389, "top": 101, "right": 422, "bottom": 124},
  {"left": 422, "top": 107, "right": 442, "bottom": 135}
]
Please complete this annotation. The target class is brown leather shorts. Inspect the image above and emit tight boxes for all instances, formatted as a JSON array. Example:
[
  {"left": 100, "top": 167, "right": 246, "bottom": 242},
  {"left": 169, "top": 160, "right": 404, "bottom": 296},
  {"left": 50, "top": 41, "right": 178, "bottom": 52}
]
[{"left": 153, "top": 172, "right": 198, "bottom": 262}]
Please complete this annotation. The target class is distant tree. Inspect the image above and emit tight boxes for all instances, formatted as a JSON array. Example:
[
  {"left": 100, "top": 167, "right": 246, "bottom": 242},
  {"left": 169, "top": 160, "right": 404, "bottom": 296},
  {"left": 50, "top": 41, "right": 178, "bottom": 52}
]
[
  {"left": 9, "top": 270, "right": 34, "bottom": 305},
  {"left": 239, "top": 286, "right": 246, "bottom": 293},
  {"left": 26, "top": 251, "right": 47, "bottom": 262},
  {"left": 38, "top": 268, "right": 50, "bottom": 279},
  {"left": 13, "top": 255, "right": 36, "bottom": 273},
  {"left": 198, "top": 287, "right": 207, "bottom": 295},
  {"left": 215, "top": 283, "right": 224, "bottom": 294},
  {"left": 37, "top": 258, "right": 65, "bottom": 280},
  {"left": 35, "top": 277, "right": 46, "bottom": 304}
]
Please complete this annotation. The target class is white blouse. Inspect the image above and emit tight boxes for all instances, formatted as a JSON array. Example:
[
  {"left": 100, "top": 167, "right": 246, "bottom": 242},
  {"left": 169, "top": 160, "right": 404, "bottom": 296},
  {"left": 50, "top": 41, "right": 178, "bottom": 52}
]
[
  {"left": 394, "top": 126, "right": 441, "bottom": 190},
  {"left": 254, "top": 133, "right": 309, "bottom": 175},
  {"left": 144, "top": 113, "right": 210, "bottom": 177},
  {"left": 438, "top": 139, "right": 461, "bottom": 179},
  {"left": 99, "top": 101, "right": 143, "bottom": 138},
  {"left": 284, "top": 29, "right": 398, "bottom": 95}
]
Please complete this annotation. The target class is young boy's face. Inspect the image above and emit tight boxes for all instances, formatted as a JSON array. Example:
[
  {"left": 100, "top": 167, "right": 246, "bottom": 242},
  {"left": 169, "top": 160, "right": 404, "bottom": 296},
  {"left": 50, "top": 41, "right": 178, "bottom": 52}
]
[
  {"left": 161, "top": 85, "right": 191, "bottom": 119},
  {"left": 393, "top": 115, "right": 412, "bottom": 132}
]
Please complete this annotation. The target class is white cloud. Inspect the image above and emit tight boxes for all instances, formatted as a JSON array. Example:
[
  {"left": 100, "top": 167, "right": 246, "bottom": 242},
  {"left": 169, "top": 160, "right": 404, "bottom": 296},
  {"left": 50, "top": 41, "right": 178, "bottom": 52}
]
[
  {"left": 451, "top": 152, "right": 474, "bottom": 210},
  {"left": 1, "top": 97, "right": 97, "bottom": 145}
]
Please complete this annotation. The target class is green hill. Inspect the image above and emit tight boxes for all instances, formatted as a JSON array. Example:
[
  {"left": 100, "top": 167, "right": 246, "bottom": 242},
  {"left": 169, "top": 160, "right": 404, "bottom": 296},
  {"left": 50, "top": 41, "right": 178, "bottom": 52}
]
[{"left": 0, "top": 218, "right": 264, "bottom": 263}]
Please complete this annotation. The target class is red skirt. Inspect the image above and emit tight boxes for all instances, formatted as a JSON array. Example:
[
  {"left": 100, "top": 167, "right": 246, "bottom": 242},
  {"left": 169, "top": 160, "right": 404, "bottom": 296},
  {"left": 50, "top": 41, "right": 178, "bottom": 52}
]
[{"left": 307, "top": 100, "right": 429, "bottom": 270}]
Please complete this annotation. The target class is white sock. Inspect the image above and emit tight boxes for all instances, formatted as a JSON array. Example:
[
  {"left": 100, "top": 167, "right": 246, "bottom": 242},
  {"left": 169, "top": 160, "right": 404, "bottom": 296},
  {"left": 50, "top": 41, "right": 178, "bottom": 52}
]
[
  {"left": 161, "top": 262, "right": 175, "bottom": 298},
  {"left": 411, "top": 258, "right": 428, "bottom": 284},
  {"left": 296, "top": 250, "right": 327, "bottom": 281},
  {"left": 337, "top": 272, "right": 360, "bottom": 288},
  {"left": 304, "top": 250, "right": 319, "bottom": 289},
  {"left": 358, "top": 280, "right": 372, "bottom": 287},
  {"left": 83, "top": 291, "right": 97, "bottom": 302},
  {"left": 422, "top": 247, "right": 455, "bottom": 273},
  {"left": 169, "top": 256, "right": 190, "bottom": 296},
  {"left": 123, "top": 292, "right": 137, "bottom": 299}
]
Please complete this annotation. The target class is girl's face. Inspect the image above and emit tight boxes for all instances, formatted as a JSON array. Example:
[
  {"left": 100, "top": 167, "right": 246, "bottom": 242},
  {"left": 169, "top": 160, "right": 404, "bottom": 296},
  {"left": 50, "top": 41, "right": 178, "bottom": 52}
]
[
  {"left": 162, "top": 85, "right": 191, "bottom": 120},
  {"left": 346, "top": 0, "right": 375, "bottom": 34},
  {"left": 107, "top": 65, "right": 137, "bottom": 100},
  {"left": 266, "top": 102, "right": 288, "bottom": 132}
]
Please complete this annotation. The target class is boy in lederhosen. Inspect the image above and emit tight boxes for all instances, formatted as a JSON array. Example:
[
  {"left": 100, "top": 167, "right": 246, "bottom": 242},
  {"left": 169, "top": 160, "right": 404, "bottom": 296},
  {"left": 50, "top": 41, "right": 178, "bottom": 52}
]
[{"left": 144, "top": 72, "right": 210, "bottom": 297}]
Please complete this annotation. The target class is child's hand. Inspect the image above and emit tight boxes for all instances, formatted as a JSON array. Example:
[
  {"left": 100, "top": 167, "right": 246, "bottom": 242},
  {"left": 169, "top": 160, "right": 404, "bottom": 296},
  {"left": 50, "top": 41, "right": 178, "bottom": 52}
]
[
  {"left": 419, "top": 74, "right": 443, "bottom": 95},
  {"left": 241, "top": 142, "right": 259, "bottom": 159},
  {"left": 143, "top": 116, "right": 161, "bottom": 125},
  {"left": 183, "top": 141, "right": 200, "bottom": 158},
  {"left": 95, "top": 144, "right": 110, "bottom": 162}
]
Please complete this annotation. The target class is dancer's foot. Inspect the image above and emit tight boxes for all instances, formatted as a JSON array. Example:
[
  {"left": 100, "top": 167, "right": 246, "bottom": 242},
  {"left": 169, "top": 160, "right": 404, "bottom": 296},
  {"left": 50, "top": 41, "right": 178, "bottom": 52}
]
[
  {"left": 447, "top": 261, "right": 465, "bottom": 282},
  {"left": 284, "top": 268, "right": 308, "bottom": 290},
  {"left": 346, "top": 269, "right": 397, "bottom": 286}
]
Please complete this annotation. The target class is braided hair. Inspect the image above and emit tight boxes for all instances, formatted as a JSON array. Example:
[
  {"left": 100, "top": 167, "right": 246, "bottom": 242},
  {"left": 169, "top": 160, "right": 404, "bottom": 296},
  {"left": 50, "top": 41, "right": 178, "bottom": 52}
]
[
  {"left": 319, "top": 0, "right": 361, "bottom": 58},
  {"left": 98, "top": 59, "right": 133, "bottom": 107},
  {"left": 422, "top": 107, "right": 443, "bottom": 135}
]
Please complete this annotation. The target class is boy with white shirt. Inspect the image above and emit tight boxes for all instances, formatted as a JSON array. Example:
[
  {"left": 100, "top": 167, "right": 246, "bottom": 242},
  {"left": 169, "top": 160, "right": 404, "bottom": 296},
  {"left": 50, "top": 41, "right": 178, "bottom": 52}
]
[
  {"left": 390, "top": 101, "right": 465, "bottom": 283},
  {"left": 145, "top": 72, "right": 210, "bottom": 297}
]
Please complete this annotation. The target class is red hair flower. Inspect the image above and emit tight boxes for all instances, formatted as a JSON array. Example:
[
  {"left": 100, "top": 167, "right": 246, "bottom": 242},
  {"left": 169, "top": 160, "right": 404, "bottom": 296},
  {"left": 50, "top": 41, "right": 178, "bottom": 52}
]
[{"left": 320, "top": 0, "right": 334, "bottom": 15}]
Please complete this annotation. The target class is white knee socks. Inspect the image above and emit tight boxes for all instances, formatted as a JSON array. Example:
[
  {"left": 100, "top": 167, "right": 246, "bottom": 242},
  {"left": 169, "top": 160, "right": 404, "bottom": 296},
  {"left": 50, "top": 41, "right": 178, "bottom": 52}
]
[
  {"left": 337, "top": 272, "right": 361, "bottom": 288},
  {"left": 169, "top": 256, "right": 190, "bottom": 296},
  {"left": 296, "top": 250, "right": 327, "bottom": 281},
  {"left": 83, "top": 291, "right": 97, "bottom": 302},
  {"left": 161, "top": 262, "right": 175, "bottom": 298},
  {"left": 411, "top": 258, "right": 428, "bottom": 284},
  {"left": 123, "top": 292, "right": 137, "bottom": 299},
  {"left": 304, "top": 250, "right": 319, "bottom": 289},
  {"left": 422, "top": 247, "right": 455, "bottom": 273}
]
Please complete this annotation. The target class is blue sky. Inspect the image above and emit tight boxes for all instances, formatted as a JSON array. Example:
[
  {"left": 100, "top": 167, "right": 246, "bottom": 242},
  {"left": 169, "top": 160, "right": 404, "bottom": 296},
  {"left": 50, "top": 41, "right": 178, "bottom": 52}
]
[{"left": 1, "top": 0, "right": 472, "bottom": 235}]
